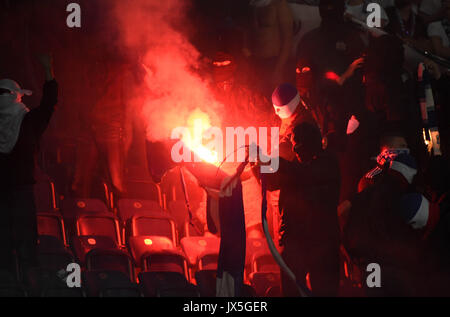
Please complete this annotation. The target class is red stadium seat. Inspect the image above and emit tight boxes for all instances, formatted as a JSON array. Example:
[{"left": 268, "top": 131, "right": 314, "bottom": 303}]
[
  {"left": 245, "top": 238, "right": 271, "bottom": 265},
  {"left": 194, "top": 270, "right": 216, "bottom": 297},
  {"left": 61, "top": 198, "right": 110, "bottom": 230},
  {"left": 117, "top": 199, "right": 163, "bottom": 223},
  {"left": 71, "top": 235, "right": 119, "bottom": 264},
  {"left": 141, "top": 250, "right": 188, "bottom": 277},
  {"left": 250, "top": 251, "right": 279, "bottom": 274},
  {"left": 249, "top": 272, "right": 281, "bottom": 297},
  {"left": 124, "top": 180, "right": 162, "bottom": 205},
  {"left": 37, "top": 235, "right": 69, "bottom": 252},
  {"left": 60, "top": 198, "right": 109, "bottom": 241},
  {"left": 35, "top": 236, "right": 75, "bottom": 273},
  {"left": 85, "top": 249, "right": 135, "bottom": 281},
  {"left": 197, "top": 253, "right": 218, "bottom": 271},
  {"left": 34, "top": 180, "right": 57, "bottom": 212},
  {"left": 62, "top": 198, "right": 109, "bottom": 214},
  {"left": 83, "top": 270, "right": 141, "bottom": 297},
  {"left": 160, "top": 168, "right": 204, "bottom": 206},
  {"left": 26, "top": 266, "right": 85, "bottom": 297},
  {"left": 180, "top": 236, "right": 220, "bottom": 268},
  {"left": 36, "top": 212, "right": 68, "bottom": 246},
  {"left": 75, "top": 212, "right": 122, "bottom": 246},
  {"left": 138, "top": 271, "right": 198, "bottom": 297},
  {"left": 167, "top": 200, "right": 191, "bottom": 238},
  {"left": 247, "top": 251, "right": 281, "bottom": 297},
  {"left": 127, "top": 236, "right": 175, "bottom": 266},
  {"left": 128, "top": 212, "right": 178, "bottom": 246}
]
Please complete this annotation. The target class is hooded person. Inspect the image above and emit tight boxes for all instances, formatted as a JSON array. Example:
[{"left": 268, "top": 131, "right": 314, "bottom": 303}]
[
  {"left": 260, "top": 122, "right": 341, "bottom": 296},
  {"left": 0, "top": 54, "right": 57, "bottom": 278},
  {"left": 211, "top": 51, "right": 273, "bottom": 128},
  {"left": 296, "top": 0, "right": 366, "bottom": 148},
  {"left": 342, "top": 134, "right": 428, "bottom": 296},
  {"left": 271, "top": 83, "right": 317, "bottom": 160},
  {"left": 358, "top": 132, "right": 417, "bottom": 192},
  {"left": 265, "top": 84, "right": 318, "bottom": 263},
  {"left": 0, "top": 79, "right": 32, "bottom": 154},
  {"left": 210, "top": 51, "right": 274, "bottom": 240}
]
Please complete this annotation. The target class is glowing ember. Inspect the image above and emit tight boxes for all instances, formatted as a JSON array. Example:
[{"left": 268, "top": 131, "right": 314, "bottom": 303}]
[{"left": 183, "top": 110, "right": 220, "bottom": 165}]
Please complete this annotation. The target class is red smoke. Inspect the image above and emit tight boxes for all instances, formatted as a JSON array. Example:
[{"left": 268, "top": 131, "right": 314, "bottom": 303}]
[{"left": 111, "top": 0, "right": 224, "bottom": 141}]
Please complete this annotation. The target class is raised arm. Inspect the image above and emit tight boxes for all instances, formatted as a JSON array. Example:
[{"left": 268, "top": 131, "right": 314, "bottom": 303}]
[
  {"left": 39, "top": 54, "right": 55, "bottom": 81},
  {"left": 29, "top": 54, "right": 58, "bottom": 136}
]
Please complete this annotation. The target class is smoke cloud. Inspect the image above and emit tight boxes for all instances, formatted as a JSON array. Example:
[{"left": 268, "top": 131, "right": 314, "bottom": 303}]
[{"left": 110, "top": 0, "right": 224, "bottom": 141}]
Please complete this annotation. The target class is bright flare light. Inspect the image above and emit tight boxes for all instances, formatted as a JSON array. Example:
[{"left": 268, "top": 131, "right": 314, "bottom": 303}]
[{"left": 183, "top": 110, "right": 220, "bottom": 166}]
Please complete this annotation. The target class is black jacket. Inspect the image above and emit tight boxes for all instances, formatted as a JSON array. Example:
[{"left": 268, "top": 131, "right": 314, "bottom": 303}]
[
  {"left": 265, "top": 150, "right": 341, "bottom": 250},
  {"left": 0, "top": 80, "right": 58, "bottom": 190},
  {"left": 344, "top": 169, "right": 422, "bottom": 267}
]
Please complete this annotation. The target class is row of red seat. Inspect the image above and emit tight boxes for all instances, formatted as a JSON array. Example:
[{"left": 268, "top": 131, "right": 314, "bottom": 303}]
[{"left": 31, "top": 177, "right": 281, "bottom": 297}]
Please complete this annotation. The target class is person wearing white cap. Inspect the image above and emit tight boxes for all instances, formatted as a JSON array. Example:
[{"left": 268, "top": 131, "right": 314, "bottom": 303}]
[
  {"left": 0, "top": 79, "right": 32, "bottom": 154},
  {"left": 0, "top": 54, "right": 57, "bottom": 277}
]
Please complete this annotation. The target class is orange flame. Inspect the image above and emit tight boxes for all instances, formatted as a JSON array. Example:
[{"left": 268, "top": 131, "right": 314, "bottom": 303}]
[{"left": 183, "top": 110, "right": 220, "bottom": 165}]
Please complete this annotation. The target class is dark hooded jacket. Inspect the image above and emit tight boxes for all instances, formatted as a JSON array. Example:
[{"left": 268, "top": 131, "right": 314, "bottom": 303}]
[{"left": 0, "top": 80, "right": 57, "bottom": 190}]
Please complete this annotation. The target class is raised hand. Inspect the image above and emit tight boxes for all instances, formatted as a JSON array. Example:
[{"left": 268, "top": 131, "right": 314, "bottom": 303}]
[{"left": 38, "top": 53, "right": 54, "bottom": 81}]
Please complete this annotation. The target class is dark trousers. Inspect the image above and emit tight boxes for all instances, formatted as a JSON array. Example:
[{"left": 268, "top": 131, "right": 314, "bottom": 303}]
[
  {"left": 281, "top": 241, "right": 340, "bottom": 297},
  {"left": 0, "top": 186, "right": 38, "bottom": 275}
]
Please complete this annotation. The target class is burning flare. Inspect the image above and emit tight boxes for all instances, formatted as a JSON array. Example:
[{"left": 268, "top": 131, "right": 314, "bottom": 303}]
[{"left": 183, "top": 109, "right": 220, "bottom": 166}]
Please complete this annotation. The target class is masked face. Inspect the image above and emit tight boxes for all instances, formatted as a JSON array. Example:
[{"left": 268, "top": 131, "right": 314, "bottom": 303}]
[
  {"left": 376, "top": 148, "right": 411, "bottom": 167},
  {"left": 212, "top": 54, "right": 236, "bottom": 92},
  {"left": 0, "top": 79, "right": 32, "bottom": 105},
  {"left": 273, "top": 104, "right": 295, "bottom": 119},
  {"left": 296, "top": 65, "right": 313, "bottom": 98},
  {"left": 273, "top": 93, "right": 300, "bottom": 119},
  {"left": 319, "top": 2, "right": 345, "bottom": 25},
  {"left": 0, "top": 80, "right": 31, "bottom": 154},
  {"left": 0, "top": 88, "right": 21, "bottom": 104}
]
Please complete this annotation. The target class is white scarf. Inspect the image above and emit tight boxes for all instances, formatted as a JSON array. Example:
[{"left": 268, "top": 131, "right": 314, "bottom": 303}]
[
  {"left": 0, "top": 79, "right": 31, "bottom": 154},
  {"left": 249, "top": 0, "right": 273, "bottom": 7}
]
